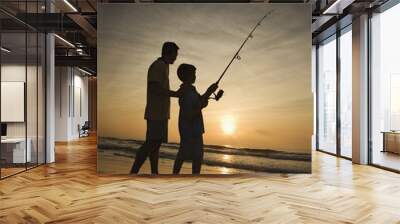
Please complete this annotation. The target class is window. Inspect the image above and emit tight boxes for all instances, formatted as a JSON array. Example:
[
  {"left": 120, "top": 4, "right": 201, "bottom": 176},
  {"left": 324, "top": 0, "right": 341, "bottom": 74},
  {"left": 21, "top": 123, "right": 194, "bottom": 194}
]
[
  {"left": 316, "top": 25, "right": 353, "bottom": 159},
  {"left": 339, "top": 27, "right": 352, "bottom": 158},
  {"left": 317, "top": 35, "right": 337, "bottom": 154},
  {"left": 370, "top": 2, "right": 400, "bottom": 171},
  {"left": 390, "top": 74, "right": 400, "bottom": 130}
]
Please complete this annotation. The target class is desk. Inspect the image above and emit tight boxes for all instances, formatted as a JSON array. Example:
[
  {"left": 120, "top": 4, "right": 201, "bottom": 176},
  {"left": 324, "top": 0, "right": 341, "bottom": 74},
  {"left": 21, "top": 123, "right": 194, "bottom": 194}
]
[
  {"left": 382, "top": 131, "right": 400, "bottom": 154},
  {"left": 1, "top": 138, "right": 31, "bottom": 163}
]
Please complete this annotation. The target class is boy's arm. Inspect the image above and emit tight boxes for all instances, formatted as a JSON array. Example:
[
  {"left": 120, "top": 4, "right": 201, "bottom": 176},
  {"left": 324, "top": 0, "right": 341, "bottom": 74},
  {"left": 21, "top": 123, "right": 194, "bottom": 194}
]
[
  {"left": 199, "top": 96, "right": 209, "bottom": 109},
  {"left": 182, "top": 83, "right": 218, "bottom": 120},
  {"left": 202, "top": 83, "right": 218, "bottom": 99},
  {"left": 199, "top": 82, "right": 218, "bottom": 108}
]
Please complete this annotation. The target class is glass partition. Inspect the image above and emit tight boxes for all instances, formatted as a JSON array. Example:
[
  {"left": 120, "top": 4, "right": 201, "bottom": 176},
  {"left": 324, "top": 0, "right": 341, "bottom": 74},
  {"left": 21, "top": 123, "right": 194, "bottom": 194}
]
[
  {"left": 1, "top": 31, "right": 28, "bottom": 177},
  {"left": 0, "top": 2, "right": 46, "bottom": 179}
]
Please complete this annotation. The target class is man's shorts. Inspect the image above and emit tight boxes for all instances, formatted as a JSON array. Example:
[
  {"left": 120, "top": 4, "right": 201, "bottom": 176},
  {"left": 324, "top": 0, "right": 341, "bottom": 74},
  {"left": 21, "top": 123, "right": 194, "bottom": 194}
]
[{"left": 146, "top": 120, "right": 168, "bottom": 143}]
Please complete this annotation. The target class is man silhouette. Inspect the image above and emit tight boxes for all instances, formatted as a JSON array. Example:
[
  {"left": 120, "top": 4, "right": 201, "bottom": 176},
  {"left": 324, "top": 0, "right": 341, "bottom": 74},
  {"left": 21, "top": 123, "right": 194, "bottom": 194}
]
[{"left": 130, "top": 42, "right": 180, "bottom": 174}]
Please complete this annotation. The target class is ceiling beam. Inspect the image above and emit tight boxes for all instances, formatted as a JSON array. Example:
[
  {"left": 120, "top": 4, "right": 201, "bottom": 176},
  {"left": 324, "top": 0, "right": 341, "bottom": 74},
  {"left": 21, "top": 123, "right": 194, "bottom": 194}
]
[
  {"left": 67, "top": 13, "right": 97, "bottom": 43},
  {"left": 322, "top": 0, "right": 356, "bottom": 14},
  {"left": 55, "top": 55, "right": 96, "bottom": 70}
]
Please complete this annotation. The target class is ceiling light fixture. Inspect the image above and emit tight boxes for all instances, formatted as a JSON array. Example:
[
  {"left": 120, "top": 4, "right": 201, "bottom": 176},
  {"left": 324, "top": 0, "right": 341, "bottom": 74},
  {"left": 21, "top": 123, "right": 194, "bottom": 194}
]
[
  {"left": 63, "top": 0, "right": 78, "bottom": 12},
  {"left": 323, "top": 0, "right": 354, "bottom": 15},
  {"left": 76, "top": 48, "right": 85, "bottom": 55},
  {"left": 78, "top": 67, "right": 93, "bottom": 76},
  {"left": 1, "top": 47, "right": 11, "bottom": 53},
  {"left": 54, "top": 34, "right": 75, "bottom": 48}
]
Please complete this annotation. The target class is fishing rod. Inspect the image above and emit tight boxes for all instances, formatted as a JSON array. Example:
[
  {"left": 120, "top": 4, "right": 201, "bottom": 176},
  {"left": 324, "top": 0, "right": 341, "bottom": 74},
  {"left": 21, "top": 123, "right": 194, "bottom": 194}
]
[{"left": 210, "top": 10, "right": 274, "bottom": 101}]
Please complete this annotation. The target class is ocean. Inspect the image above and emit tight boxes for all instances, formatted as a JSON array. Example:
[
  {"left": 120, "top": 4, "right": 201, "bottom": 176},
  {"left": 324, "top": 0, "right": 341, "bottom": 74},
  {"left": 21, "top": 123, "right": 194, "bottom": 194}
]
[{"left": 97, "top": 137, "right": 311, "bottom": 174}]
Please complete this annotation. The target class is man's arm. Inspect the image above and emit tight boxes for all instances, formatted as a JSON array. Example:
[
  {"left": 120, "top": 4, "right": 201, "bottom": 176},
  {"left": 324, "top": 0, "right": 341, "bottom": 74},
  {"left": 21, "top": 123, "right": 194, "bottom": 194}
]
[
  {"left": 147, "top": 61, "right": 180, "bottom": 98},
  {"left": 148, "top": 82, "right": 180, "bottom": 97}
]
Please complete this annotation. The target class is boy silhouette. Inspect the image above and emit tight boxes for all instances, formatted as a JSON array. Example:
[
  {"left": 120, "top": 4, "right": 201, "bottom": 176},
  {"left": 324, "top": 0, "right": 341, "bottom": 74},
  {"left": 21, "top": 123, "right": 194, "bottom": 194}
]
[{"left": 173, "top": 64, "right": 218, "bottom": 174}]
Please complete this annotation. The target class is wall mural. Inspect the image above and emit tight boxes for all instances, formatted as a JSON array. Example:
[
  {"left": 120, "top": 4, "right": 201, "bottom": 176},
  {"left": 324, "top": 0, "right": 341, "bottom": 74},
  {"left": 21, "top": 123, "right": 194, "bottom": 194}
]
[{"left": 97, "top": 3, "right": 312, "bottom": 175}]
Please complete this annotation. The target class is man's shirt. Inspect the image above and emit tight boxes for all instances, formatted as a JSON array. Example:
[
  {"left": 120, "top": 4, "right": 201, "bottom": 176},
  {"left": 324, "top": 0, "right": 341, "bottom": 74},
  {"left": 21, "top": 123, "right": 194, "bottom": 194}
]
[{"left": 144, "top": 57, "right": 170, "bottom": 120}]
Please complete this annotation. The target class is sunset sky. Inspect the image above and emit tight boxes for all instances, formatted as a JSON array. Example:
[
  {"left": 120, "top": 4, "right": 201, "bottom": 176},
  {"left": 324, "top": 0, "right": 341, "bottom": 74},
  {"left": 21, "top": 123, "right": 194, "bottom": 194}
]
[{"left": 98, "top": 3, "right": 312, "bottom": 153}]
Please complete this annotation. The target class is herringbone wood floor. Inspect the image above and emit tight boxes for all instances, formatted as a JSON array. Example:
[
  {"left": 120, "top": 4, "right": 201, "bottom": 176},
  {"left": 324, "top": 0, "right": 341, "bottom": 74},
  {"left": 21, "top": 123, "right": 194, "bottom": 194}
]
[{"left": 1, "top": 135, "right": 400, "bottom": 224}]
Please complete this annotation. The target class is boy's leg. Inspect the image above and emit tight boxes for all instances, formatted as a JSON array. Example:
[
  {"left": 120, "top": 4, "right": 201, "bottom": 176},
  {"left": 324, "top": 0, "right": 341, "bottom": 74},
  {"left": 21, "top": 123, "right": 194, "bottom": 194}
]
[
  {"left": 192, "top": 159, "right": 202, "bottom": 174},
  {"left": 192, "top": 137, "right": 204, "bottom": 175}
]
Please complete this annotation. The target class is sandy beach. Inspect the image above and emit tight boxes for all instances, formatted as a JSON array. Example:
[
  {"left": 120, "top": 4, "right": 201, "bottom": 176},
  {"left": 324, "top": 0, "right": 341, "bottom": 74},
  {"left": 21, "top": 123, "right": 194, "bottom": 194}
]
[{"left": 97, "top": 149, "right": 245, "bottom": 175}]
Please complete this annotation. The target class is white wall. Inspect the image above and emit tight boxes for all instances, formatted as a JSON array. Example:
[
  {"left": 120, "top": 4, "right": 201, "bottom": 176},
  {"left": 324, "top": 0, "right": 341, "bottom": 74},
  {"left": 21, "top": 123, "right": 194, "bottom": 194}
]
[
  {"left": 55, "top": 67, "right": 89, "bottom": 141},
  {"left": 72, "top": 73, "right": 89, "bottom": 138},
  {"left": 55, "top": 67, "right": 70, "bottom": 141},
  {"left": 1, "top": 65, "right": 38, "bottom": 138},
  {"left": 1, "top": 63, "right": 46, "bottom": 164},
  {"left": 1, "top": 65, "right": 28, "bottom": 144}
]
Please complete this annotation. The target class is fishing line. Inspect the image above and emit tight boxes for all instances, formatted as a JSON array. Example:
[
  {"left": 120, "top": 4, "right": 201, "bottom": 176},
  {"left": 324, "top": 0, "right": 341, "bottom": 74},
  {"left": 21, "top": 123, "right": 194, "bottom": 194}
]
[{"left": 211, "top": 10, "right": 274, "bottom": 101}]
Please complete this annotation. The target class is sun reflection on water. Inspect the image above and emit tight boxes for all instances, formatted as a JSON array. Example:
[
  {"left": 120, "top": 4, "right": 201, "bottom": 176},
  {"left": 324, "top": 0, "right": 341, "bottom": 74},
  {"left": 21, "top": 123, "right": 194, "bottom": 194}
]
[{"left": 222, "top": 154, "right": 232, "bottom": 163}]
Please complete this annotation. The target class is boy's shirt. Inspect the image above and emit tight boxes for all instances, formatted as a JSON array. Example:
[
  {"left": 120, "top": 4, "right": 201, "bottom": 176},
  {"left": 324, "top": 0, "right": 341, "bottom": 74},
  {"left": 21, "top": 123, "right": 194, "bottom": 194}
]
[{"left": 178, "top": 84, "right": 205, "bottom": 139}]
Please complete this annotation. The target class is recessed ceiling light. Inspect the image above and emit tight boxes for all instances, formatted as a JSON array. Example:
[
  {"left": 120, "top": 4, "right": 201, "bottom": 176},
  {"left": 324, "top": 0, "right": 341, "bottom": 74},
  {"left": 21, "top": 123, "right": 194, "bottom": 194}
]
[
  {"left": 78, "top": 67, "right": 93, "bottom": 76},
  {"left": 1, "top": 47, "right": 11, "bottom": 53},
  {"left": 63, "top": 0, "right": 78, "bottom": 12},
  {"left": 322, "top": 0, "right": 356, "bottom": 15},
  {"left": 54, "top": 34, "right": 75, "bottom": 48}
]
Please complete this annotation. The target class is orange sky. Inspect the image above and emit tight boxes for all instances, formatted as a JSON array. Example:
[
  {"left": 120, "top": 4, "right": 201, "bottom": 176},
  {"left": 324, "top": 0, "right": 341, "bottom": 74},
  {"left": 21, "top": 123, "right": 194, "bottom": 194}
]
[{"left": 98, "top": 4, "right": 312, "bottom": 153}]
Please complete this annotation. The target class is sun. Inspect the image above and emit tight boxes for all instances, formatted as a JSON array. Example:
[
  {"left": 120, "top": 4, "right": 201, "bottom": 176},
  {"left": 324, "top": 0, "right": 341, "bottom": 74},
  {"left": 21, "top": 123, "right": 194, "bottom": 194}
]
[{"left": 221, "top": 115, "right": 236, "bottom": 135}]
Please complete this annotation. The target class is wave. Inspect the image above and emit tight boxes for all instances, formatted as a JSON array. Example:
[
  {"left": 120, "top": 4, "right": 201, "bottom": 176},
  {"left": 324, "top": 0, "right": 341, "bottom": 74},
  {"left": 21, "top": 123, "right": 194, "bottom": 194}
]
[
  {"left": 98, "top": 137, "right": 311, "bottom": 161},
  {"left": 97, "top": 137, "right": 311, "bottom": 173}
]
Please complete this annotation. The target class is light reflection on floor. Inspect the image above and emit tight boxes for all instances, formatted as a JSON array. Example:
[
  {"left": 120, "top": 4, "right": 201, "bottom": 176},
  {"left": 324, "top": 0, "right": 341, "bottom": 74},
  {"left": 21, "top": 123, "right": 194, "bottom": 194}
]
[{"left": 372, "top": 151, "right": 400, "bottom": 171}]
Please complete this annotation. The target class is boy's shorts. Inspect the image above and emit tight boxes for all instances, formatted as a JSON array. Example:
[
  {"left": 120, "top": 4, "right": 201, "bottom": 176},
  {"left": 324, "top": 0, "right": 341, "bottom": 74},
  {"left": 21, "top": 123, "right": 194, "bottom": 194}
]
[
  {"left": 176, "top": 136, "right": 204, "bottom": 161},
  {"left": 146, "top": 120, "right": 168, "bottom": 143}
]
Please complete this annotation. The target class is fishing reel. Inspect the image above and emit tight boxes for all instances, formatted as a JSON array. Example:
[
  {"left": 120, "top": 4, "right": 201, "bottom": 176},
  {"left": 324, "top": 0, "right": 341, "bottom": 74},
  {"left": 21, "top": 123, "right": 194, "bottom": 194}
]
[{"left": 210, "top": 89, "right": 224, "bottom": 101}]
